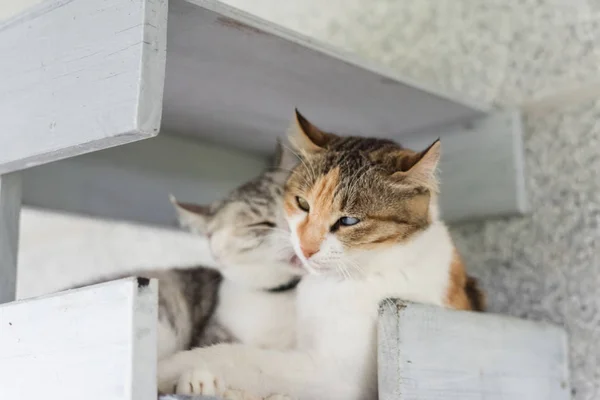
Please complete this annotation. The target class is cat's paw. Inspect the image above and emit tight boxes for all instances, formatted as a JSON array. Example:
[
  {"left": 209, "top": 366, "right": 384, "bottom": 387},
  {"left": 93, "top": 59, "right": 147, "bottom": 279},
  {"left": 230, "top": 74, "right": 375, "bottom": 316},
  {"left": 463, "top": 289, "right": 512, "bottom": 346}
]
[
  {"left": 222, "top": 389, "right": 262, "bottom": 400},
  {"left": 174, "top": 368, "right": 226, "bottom": 396}
]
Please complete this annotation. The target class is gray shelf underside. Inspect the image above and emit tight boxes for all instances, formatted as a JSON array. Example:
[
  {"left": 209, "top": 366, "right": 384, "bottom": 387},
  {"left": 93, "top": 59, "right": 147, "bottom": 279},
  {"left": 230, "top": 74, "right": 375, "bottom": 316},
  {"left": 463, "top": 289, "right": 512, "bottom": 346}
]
[{"left": 162, "top": 0, "right": 486, "bottom": 155}]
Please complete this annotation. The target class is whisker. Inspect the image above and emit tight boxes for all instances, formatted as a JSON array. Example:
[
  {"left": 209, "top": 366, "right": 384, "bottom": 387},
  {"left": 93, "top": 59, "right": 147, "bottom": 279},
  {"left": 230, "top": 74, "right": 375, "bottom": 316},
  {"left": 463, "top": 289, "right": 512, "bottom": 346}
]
[
  {"left": 280, "top": 143, "right": 303, "bottom": 163},
  {"left": 282, "top": 143, "right": 317, "bottom": 184},
  {"left": 345, "top": 258, "right": 366, "bottom": 278},
  {"left": 334, "top": 260, "right": 351, "bottom": 281},
  {"left": 270, "top": 166, "right": 296, "bottom": 174}
]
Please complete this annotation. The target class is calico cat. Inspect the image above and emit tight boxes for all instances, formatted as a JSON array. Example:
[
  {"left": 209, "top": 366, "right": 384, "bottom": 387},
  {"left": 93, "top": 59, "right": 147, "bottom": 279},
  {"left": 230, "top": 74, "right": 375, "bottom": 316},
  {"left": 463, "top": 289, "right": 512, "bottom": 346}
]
[
  {"left": 157, "top": 111, "right": 485, "bottom": 400},
  {"left": 74, "top": 141, "right": 303, "bottom": 366}
]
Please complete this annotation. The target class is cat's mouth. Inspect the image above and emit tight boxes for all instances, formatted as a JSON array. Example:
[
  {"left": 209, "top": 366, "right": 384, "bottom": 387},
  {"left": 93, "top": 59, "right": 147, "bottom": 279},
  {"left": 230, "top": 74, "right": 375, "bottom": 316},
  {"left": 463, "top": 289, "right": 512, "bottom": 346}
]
[{"left": 289, "top": 254, "right": 304, "bottom": 269}]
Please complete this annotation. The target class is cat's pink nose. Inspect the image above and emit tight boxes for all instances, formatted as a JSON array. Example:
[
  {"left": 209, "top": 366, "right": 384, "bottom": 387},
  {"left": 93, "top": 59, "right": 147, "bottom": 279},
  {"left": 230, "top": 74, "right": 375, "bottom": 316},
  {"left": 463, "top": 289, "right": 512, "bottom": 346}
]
[{"left": 301, "top": 246, "right": 318, "bottom": 259}]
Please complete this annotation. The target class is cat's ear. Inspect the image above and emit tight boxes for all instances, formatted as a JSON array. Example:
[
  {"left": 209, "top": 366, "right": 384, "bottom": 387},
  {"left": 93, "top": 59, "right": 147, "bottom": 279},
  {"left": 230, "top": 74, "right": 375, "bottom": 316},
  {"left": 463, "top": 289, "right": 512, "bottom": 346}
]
[
  {"left": 391, "top": 139, "right": 441, "bottom": 192},
  {"left": 272, "top": 138, "right": 299, "bottom": 171},
  {"left": 288, "top": 109, "right": 336, "bottom": 154},
  {"left": 169, "top": 194, "right": 210, "bottom": 234}
]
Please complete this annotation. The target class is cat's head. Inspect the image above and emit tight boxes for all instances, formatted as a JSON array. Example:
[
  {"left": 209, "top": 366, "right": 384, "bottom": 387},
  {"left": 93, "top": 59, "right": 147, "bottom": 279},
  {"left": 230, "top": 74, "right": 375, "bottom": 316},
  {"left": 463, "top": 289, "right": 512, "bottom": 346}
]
[
  {"left": 283, "top": 110, "right": 441, "bottom": 275},
  {"left": 172, "top": 140, "right": 303, "bottom": 288}
]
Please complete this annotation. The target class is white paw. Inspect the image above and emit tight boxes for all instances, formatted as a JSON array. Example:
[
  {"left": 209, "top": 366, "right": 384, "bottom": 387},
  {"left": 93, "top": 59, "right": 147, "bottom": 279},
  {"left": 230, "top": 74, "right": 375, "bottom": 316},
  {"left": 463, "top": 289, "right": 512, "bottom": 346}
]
[
  {"left": 222, "top": 389, "right": 262, "bottom": 400},
  {"left": 174, "top": 368, "right": 226, "bottom": 396}
]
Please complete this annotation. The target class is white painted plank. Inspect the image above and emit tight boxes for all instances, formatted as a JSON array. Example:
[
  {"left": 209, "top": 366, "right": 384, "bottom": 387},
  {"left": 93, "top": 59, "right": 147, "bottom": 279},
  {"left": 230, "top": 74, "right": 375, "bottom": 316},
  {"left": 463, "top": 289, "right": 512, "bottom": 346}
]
[
  {"left": 378, "top": 300, "right": 570, "bottom": 400},
  {"left": 0, "top": 0, "right": 167, "bottom": 174},
  {"left": 0, "top": 277, "right": 157, "bottom": 400},
  {"left": 0, "top": 173, "right": 21, "bottom": 304},
  {"left": 162, "top": 0, "right": 485, "bottom": 155},
  {"left": 20, "top": 111, "right": 525, "bottom": 224}
]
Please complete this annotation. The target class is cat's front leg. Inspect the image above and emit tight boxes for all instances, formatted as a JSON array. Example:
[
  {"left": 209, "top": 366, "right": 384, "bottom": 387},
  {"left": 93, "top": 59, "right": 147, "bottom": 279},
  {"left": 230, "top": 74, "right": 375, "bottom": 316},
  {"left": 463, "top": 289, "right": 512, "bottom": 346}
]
[
  {"left": 164, "top": 368, "right": 267, "bottom": 400},
  {"left": 173, "top": 367, "right": 226, "bottom": 397},
  {"left": 158, "top": 344, "right": 338, "bottom": 400}
]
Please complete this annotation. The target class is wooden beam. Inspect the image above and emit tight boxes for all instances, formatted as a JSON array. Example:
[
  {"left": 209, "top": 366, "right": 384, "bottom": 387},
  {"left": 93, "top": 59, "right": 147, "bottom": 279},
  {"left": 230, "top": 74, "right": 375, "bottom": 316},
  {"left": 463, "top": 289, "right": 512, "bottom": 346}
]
[
  {"left": 0, "top": 173, "right": 21, "bottom": 304},
  {"left": 0, "top": 278, "right": 158, "bottom": 399},
  {"left": 0, "top": 0, "right": 167, "bottom": 173},
  {"left": 378, "top": 300, "right": 570, "bottom": 400}
]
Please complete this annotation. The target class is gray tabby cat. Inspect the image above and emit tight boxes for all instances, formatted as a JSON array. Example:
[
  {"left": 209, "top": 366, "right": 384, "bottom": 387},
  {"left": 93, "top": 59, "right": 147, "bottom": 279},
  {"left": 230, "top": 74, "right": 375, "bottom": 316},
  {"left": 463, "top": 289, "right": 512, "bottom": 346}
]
[{"left": 76, "top": 141, "right": 301, "bottom": 364}]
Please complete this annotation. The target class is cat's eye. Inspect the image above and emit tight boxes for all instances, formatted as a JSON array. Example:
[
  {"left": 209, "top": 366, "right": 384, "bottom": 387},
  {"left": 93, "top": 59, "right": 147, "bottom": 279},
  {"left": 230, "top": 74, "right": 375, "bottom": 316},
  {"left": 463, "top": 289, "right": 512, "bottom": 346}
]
[
  {"left": 248, "top": 221, "right": 276, "bottom": 228},
  {"left": 296, "top": 196, "right": 310, "bottom": 212},
  {"left": 339, "top": 216, "right": 360, "bottom": 226}
]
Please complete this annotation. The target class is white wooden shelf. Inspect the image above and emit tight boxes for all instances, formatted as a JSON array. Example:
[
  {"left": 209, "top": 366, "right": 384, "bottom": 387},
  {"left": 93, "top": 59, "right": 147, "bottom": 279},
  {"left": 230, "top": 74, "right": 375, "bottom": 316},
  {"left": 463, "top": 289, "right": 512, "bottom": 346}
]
[
  {"left": 0, "top": 0, "right": 527, "bottom": 224},
  {"left": 379, "top": 300, "right": 570, "bottom": 400},
  {"left": 0, "top": 281, "right": 570, "bottom": 400},
  {"left": 0, "top": 278, "right": 158, "bottom": 400}
]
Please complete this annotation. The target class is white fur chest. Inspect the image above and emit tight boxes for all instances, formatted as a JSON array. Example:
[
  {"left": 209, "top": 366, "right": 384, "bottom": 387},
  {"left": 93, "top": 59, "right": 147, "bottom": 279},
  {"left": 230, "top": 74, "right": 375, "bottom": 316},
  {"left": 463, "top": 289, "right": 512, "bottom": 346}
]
[
  {"left": 296, "top": 277, "right": 380, "bottom": 361},
  {"left": 215, "top": 280, "right": 297, "bottom": 350},
  {"left": 294, "top": 223, "right": 455, "bottom": 363}
]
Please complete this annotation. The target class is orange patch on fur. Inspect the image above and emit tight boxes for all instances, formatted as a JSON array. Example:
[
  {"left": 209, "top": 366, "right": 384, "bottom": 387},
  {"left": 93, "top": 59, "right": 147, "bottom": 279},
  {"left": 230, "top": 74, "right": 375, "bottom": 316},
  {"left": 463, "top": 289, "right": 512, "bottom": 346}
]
[
  {"left": 446, "top": 249, "right": 486, "bottom": 311},
  {"left": 296, "top": 167, "right": 341, "bottom": 256}
]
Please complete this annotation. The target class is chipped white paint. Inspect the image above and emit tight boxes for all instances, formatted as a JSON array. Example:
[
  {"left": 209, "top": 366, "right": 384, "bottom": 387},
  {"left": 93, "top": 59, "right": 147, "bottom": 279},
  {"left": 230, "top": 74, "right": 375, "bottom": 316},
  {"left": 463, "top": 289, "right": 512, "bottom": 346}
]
[
  {"left": 0, "top": 173, "right": 21, "bottom": 304},
  {"left": 0, "top": 278, "right": 158, "bottom": 400},
  {"left": 378, "top": 300, "right": 571, "bottom": 400},
  {"left": 0, "top": 0, "right": 167, "bottom": 173}
]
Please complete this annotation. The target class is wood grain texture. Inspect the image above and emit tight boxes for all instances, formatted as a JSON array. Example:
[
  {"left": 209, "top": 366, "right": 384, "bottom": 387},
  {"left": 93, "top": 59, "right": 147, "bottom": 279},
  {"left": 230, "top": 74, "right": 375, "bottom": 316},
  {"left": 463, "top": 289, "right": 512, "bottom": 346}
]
[
  {"left": 0, "top": 173, "right": 21, "bottom": 304},
  {"left": 162, "top": 0, "right": 485, "bottom": 155},
  {"left": 378, "top": 300, "right": 570, "bottom": 400},
  {"left": 0, "top": 277, "right": 158, "bottom": 400},
  {"left": 0, "top": 0, "right": 167, "bottom": 174}
]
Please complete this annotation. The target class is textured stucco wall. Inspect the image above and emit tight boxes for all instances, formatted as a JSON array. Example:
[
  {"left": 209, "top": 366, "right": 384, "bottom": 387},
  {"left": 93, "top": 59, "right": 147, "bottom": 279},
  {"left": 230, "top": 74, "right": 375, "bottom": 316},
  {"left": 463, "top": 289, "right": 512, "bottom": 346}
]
[
  {"left": 224, "top": 0, "right": 600, "bottom": 108},
  {"left": 10, "top": 0, "right": 600, "bottom": 398},
  {"left": 452, "top": 101, "right": 600, "bottom": 398}
]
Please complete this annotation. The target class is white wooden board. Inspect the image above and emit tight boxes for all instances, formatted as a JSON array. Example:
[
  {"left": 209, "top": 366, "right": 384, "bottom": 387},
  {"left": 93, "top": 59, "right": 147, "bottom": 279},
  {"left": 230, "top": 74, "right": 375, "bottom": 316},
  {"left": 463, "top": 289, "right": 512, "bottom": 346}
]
[
  {"left": 0, "top": 0, "right": 167, "bottom": 174},
  {"left": 21, "top": 111, "right": 525, "bottom": 224},
  {"left": 0, "top": 278, "right": 158, "bottom": 400},
  {"left": 378, "top": 300, "right": 570, "bottom": 400},
  {"left": 0, "top": 173, "right": 21, "bottom": 304},
  {"left": 162, "top": 0, "right": 485, "bottom": 155}
]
